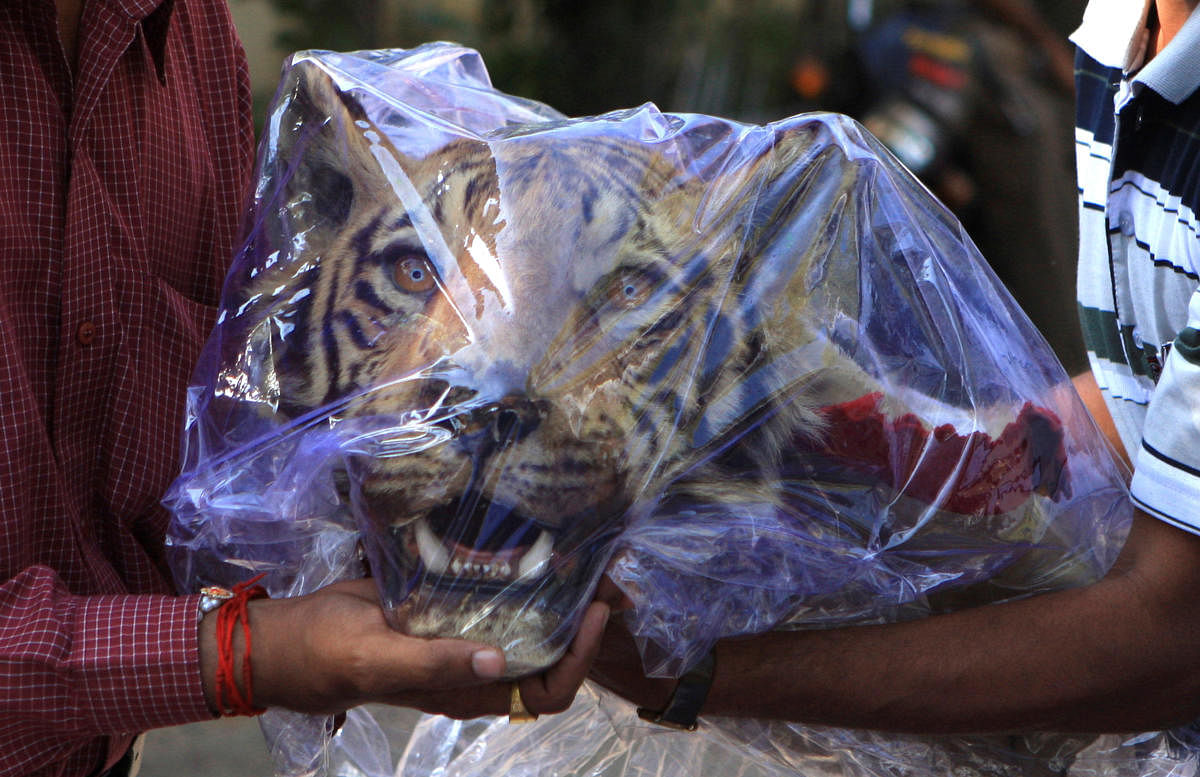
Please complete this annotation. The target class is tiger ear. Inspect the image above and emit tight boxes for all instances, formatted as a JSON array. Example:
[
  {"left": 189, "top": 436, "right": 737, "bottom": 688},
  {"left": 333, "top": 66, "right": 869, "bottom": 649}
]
[
  {"left": 729, "top": 121, "right": 840, "bottom": 282},
  {"left": 267, "top": 59, "right": 386, "bottom": 238},
  {"left": 225, "top": 60, "right": 395, "bottom": 368},
  {"left": 743, "top": 124, "right": 822, "bottom": 234}
]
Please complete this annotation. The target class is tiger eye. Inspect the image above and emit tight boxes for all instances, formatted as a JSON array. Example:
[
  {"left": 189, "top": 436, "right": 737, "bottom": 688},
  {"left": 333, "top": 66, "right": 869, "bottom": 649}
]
[
  {"left": 611, "top": 269, "right": 653, "bottom": 308},
  {"left": 395, "top": 255, "right": 436, "bottom": 293}
]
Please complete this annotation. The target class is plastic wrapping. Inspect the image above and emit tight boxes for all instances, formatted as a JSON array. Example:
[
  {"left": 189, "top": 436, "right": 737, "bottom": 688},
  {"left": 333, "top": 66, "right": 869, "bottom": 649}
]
[
  {"left": 384, "top": 686, "right": 1200, "bottom": 777},
  {"left": 164, "top": 44, "right": 1166, "bottom": 777}
]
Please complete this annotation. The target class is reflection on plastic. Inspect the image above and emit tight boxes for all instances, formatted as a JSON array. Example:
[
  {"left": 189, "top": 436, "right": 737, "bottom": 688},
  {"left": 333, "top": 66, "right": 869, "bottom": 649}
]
[{"left": 160, "top": 43, "right": 1185, "bottom": 777}]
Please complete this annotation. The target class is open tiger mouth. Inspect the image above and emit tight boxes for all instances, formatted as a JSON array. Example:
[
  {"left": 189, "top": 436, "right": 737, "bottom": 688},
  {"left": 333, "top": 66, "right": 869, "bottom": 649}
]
[
  {"left": 372, "top": 484, "right": 626, "bottom": 676},
  {"left": 406, "top": 491, "right": 559, "bottom": 587},
  {"left": 412, "top": 516, "right": 555, "bottom": 583}
]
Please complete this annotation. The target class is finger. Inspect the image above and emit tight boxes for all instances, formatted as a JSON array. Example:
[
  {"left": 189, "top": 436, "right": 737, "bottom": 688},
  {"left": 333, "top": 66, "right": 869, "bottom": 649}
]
[
  {"left": 554, "top": 601, "right": 611, "bottom": 679},
  {"left": 521, "top": 601, "right": 610, "bottom": 714},
  {"left": 594, "top": 575, "right": 634, "bottom": 611},
  {"left": 369, "top": 635, "right": 507, "bottom": 693}
]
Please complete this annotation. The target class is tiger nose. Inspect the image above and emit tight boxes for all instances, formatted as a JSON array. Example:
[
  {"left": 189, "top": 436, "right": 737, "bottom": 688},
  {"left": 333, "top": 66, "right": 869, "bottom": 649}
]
[{"left": 459, "top": 395, "right": 543, "bottom": 457}]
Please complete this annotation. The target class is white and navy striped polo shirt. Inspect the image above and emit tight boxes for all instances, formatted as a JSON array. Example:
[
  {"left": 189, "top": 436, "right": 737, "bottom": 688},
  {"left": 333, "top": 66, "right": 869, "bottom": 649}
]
[{"left": 1071, "top": 0, "right": 1200, "bottom": 533}]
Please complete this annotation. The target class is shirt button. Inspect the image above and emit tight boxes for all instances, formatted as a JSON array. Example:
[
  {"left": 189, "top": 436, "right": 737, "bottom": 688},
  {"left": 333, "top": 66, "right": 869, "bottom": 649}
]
[{"left": 76, "top": 321, "right": 96, "bottom": 346}]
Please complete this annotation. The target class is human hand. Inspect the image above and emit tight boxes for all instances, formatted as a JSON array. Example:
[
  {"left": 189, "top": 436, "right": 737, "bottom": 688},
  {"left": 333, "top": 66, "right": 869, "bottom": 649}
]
[
  {"left": 381, "top": 598, "right": 612, "bottom": 719},
  {"left": 586, "top": 575, "right": 676, "bottom": 711},
  {"left": 200, "top": 578, "right": 610, "bottom": 718}
]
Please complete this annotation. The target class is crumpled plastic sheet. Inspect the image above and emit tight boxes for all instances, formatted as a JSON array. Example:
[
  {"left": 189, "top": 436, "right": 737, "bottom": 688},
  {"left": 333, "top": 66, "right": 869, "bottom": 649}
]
[
  {"left": 367, "top": 685, "right": 1200, "bottom": 777},
  {"left": 161, "top": 43, "right": 1192, "bottom": 777}
]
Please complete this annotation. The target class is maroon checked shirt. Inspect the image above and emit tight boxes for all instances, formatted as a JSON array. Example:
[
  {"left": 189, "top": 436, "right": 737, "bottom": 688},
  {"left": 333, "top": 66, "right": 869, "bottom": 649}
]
[{"left": 0, "top": 1, "right": 255, "bottom": 775}]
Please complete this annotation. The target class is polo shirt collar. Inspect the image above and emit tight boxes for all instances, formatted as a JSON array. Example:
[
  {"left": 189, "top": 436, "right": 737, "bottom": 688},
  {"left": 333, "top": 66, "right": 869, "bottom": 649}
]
[
  {"left": 1070, "top": 0, "right": 1200, "bottom": 104},
  {"left": 1138, "top": 6, "right": 1200, "bottom": 103}
]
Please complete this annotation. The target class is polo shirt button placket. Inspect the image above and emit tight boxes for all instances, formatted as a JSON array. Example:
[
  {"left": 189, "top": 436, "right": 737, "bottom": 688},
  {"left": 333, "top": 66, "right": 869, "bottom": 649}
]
[{"left": 76, "top": 320, "right": 96, "bottom": 346}]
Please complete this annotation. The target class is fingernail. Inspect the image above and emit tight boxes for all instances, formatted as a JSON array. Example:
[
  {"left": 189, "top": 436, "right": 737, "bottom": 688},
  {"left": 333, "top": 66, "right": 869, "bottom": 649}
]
[{"left": 472, "top": 649, "right": 504, "bottom": 679}]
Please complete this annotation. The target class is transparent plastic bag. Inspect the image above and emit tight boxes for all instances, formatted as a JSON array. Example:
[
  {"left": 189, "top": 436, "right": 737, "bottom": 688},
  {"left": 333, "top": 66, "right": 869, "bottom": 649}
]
[
  {"left": 383, "top": 685, "right": 1200, "bottom": 777},
  {"left": 164, "top": 43, "right": 1159, "bottom": 777}
]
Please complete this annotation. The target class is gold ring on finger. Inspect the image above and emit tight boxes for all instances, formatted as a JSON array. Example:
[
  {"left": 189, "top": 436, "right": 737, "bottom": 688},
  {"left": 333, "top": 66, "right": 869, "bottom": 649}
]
[{"left": 508, "top": 681, "right": 538, "bottom": 724}]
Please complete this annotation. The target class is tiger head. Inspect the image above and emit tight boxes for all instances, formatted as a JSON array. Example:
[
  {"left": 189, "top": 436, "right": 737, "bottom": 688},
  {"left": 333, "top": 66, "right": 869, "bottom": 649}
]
[{"left": 232, "top": 61, "right": 833, "bottom": 676}]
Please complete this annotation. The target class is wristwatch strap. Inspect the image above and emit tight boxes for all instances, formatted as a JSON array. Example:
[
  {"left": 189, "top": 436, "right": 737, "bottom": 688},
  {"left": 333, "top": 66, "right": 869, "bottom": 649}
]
[{"left": 636, "top": 650, "right": 715, "bottom": 731}]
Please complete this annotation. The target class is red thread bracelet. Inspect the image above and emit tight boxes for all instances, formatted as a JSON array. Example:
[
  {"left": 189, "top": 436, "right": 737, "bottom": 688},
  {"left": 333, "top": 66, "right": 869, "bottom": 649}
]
[{"left": 213, "top": 573, "right": 269, "bottom": 717}]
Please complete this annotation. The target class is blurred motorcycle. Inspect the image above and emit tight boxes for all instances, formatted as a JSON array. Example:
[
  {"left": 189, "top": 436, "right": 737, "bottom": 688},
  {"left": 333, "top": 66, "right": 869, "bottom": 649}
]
[{"left": 791, "top": 0, "right": 1087, "bottom": 372}]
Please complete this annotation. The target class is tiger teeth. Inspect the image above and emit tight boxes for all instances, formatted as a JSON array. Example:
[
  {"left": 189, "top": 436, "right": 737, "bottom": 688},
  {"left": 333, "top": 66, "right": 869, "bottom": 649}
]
[
  {"left": 415, "top": 520, "right": 554, "bottom": 582},
  {"left": 440, "top": 558, "right": 520, "bottom": 581},
  {"left": 415, "top": 518, "right": 451, "bottom": 575},
  {"left": 517, "top": 530, "right": 554, "bottom": 579}
]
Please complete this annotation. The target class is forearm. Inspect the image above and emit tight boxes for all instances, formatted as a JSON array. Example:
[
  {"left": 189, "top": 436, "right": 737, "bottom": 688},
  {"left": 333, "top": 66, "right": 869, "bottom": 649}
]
[
  {"left": 1072, "top": 371, "right": 1131, "bottom": 469},
  {"left": 702, "top": 511, "right": 1200, "bottom": 733},
  {"left": 0, "top": 567, "right": 212, "bottom": 734}
]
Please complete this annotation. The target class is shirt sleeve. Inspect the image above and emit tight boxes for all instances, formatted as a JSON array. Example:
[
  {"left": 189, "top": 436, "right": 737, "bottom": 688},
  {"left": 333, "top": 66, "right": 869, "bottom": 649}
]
[
  {"left": 1132, "top": 289, "right": 1200, "bottom": 534},
  {"left": 0, "top": 566, "right": 214, "bottom": 748}
]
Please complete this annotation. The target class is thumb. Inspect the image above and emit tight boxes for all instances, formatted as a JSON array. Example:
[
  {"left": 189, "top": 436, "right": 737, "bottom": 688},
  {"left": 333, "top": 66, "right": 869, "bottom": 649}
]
[
  {"left": 469, "top": 646, "right": 506, "bottom": 680},
  {"left": 595, "top": 574, "right": 635, "bottom": 611},
  {"left": 380, "top": 635, "right": 507, "bottom": 691}
]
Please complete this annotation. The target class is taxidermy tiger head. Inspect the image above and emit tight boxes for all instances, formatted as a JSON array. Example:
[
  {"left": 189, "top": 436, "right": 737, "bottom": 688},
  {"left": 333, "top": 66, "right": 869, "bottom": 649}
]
[{"left": 232, "top": 61, "right": 878, "bottom": 676}]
